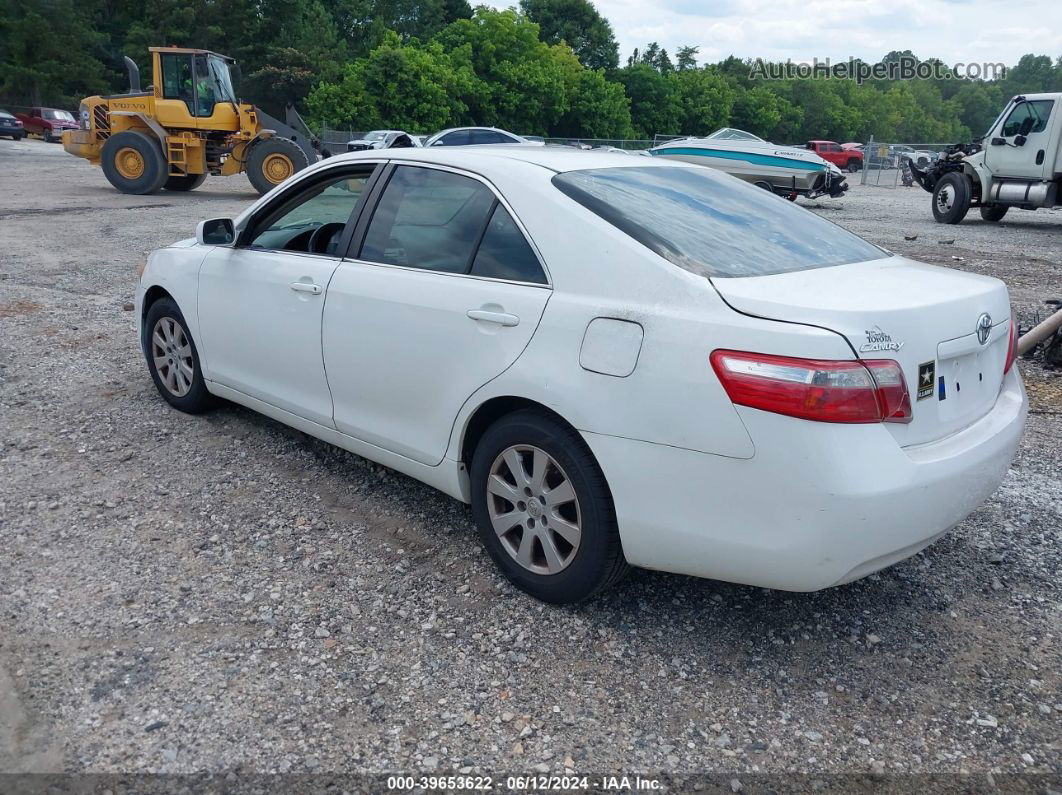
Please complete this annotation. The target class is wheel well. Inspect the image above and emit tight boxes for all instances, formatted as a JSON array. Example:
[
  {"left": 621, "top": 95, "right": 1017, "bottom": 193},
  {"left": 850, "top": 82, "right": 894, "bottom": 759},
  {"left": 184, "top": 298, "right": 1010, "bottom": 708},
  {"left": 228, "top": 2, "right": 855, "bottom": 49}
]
[
  {"left": 460, "top": 396, "right": 577, "bottom": 467},
  {"left": 140, "top": 285, "right": 173, "bottom": 343},
  {"left": 142, "top": 285, "right": 172, "bottom": 319}
]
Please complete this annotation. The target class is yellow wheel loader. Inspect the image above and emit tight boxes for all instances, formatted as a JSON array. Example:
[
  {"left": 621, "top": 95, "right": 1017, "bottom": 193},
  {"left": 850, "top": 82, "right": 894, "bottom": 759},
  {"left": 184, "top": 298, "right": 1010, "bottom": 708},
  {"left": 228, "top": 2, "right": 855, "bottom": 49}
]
[{"left": 62, "top": 48, "right": 322, "bottom": 195}]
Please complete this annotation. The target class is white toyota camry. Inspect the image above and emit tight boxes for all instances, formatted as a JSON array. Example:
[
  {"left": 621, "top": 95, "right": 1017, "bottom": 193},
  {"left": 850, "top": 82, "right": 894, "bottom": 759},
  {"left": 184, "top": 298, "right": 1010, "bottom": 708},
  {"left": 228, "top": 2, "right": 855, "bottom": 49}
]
[{"left": 136, "top": 147, "right": 1027, "bottom": 603}]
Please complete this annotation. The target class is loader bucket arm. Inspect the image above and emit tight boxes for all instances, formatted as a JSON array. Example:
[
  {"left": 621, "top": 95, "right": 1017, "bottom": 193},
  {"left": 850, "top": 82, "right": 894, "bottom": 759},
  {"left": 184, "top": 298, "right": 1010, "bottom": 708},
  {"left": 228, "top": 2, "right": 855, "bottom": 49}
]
[{"left": 254, "top": 108, "right": 319, "bottom": 164}]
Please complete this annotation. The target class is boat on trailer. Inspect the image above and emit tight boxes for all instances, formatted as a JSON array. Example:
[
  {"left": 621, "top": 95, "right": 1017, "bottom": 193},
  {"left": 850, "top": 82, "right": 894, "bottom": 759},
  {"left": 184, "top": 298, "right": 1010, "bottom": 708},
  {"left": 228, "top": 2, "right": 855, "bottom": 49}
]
[{"left": 649, "top": 128, "right": 848, "bottom": 200}]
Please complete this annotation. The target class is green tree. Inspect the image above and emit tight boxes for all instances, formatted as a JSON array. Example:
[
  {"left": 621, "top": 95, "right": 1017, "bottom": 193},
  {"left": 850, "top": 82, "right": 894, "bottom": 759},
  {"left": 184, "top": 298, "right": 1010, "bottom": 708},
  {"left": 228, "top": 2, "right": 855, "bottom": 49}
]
[
  {"left": 519, "top": 0, "right": 618, "bottom": 71},
  {"left": 614, "top": 62, "right": 681, "bottom": 138},
  {"left": 434, "top": 8, "right": 570, "bottom": 134},
  {"left": 670, "top": 68, "right": 735, "bottom": 135},
  {"left": 0, "top": 0, "right": 110, "bottom": 105},
  {"left": 675, "top": 46, "right": 699, "bottom": 71}
]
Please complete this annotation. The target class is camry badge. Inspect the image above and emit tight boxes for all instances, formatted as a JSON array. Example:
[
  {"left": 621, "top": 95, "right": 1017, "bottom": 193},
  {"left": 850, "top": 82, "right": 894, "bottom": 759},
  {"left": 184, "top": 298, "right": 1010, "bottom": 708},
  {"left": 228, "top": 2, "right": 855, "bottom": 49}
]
[
  {"left": 976, "top": 313, "right": 992, "bottom": 345},
  {"left": 860, "top": 325, "right": 904, "bottom": 353}
]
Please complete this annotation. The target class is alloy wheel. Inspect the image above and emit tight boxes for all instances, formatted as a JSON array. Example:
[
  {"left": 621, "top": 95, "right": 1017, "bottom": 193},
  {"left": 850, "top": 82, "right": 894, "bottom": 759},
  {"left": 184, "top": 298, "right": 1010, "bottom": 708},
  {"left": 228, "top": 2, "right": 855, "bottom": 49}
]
[
  {"left": 486, "top": 445, "right": 582, "bottom": 575},
  {"left": 151, "top": 317, "right": 194, "bottom": 397}
]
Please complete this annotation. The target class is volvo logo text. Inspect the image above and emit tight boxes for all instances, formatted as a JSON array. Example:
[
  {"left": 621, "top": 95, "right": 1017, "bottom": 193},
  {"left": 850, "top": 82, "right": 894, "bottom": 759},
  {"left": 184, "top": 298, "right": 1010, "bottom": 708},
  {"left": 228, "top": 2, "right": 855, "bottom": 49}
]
[{"left": 976, "top": 313, "right": 992, "bottom": 345}]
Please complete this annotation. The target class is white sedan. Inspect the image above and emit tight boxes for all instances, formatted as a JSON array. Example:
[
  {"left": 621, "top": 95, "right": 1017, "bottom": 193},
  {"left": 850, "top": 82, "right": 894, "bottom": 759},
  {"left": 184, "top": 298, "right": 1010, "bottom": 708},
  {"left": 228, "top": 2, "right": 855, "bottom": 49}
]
[{"left": 136, "top": 147, "right": 1026, "bottom": 604}]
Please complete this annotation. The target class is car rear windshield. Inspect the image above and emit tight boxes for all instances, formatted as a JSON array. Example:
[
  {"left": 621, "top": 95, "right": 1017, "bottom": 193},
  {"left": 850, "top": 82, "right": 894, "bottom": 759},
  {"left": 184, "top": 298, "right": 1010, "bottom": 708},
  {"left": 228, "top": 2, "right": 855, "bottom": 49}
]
[{"left": 551, "top": 166, "right": 886, "bottom": 278}]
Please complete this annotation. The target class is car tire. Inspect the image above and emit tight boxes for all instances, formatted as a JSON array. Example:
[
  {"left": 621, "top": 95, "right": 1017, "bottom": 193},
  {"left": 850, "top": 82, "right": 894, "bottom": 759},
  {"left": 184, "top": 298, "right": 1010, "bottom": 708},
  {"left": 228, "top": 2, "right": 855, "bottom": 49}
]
[
  {"left": 932, "top": 172, "right": 972, "bottom": 224},
  {"left": 101, "top": 131, "right": 169, "bottom": 194},
  {"left": 246, "top": 137, "right": 309, "bottom": 195},
  {"left": 163, "top": 173, "right": 207, "bottom": 192},
  {"left": 470, "top": 409, "right": 628, "bottom": 604},
  {"left": 979, "top": 205, "right": 1009, "bottom": 222},
  {"left": 143, "top": 297, "right": 213, "bottom": 414},
  {"left": 846, "top": 159, "right": 860, "bottom": 173}
]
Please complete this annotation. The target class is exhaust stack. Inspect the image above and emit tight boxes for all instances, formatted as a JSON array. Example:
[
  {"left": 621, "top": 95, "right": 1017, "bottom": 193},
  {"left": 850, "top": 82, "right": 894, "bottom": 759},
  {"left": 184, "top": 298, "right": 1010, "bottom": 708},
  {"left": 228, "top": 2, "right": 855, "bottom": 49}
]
[{"left": 124, "top": 56, "right": 141, "bottom": 94}]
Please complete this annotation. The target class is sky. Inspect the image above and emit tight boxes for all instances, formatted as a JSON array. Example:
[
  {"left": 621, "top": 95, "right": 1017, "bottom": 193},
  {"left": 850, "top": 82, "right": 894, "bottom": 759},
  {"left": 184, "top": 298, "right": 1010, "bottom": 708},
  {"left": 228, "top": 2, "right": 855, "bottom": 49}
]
[{"left": 483, "top": 0, "right": 1062, "bottom": 71}]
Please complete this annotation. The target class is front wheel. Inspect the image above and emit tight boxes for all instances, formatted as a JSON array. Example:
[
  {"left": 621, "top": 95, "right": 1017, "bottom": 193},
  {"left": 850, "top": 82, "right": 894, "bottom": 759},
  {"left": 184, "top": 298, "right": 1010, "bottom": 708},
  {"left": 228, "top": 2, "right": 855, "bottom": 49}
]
[
  {"left": 980, "top": 205, "right": 1009, "bottom": 222},
  {"left": 143, "top": 297, "right": 213, "bottom": 413},
  {"left": 470, "top": 410, "right": 628, "bottom": 604},
  {"left": 246, "top": 137, "right": 309, "bottom": 195},
  {"left": 932, "top": 172, "right": 972, "bottom": 224}
]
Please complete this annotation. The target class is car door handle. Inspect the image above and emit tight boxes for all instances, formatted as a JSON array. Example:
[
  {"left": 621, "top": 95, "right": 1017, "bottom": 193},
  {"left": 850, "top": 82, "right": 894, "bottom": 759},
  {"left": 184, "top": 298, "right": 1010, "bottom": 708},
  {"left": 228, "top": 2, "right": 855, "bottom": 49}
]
[
  {"left": 290, "top": 282, "right": 322, "bottom": 295},
  {"left": 467, "top": 309, "right": 519, "bottom": 327}
]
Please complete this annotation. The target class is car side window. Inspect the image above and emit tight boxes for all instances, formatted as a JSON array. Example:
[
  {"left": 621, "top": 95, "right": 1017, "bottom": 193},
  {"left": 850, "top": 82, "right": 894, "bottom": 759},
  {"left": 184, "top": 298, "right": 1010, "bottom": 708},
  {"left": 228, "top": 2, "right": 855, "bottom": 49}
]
[
  {"left": 439, "top": 130, "right": 471, "bottom": 146},
  {"left": 1001, "top": 99, "right": 1054, "bottom": 136},
  {"left": 245, "top": 169, "right": 374, "bottom": 255},
  {"left": 359, "top": 166, "right": 496, "bottom": 273},
  {"left": 470, "top": 130, "right": 503, "bottom": 144},
  {"left": 470, "top": 205, "right": 546, "bottom": 284}
]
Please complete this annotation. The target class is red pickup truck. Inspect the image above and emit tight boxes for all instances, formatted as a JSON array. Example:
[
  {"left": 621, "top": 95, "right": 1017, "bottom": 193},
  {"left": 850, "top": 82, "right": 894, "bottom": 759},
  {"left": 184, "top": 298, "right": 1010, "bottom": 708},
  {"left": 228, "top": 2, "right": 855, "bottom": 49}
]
[
  {"left": 16, "top": 107, "right": 79, "bottom": 142},
  {"left": 806, "top": 140, "right": 863, "bottom": 173}
]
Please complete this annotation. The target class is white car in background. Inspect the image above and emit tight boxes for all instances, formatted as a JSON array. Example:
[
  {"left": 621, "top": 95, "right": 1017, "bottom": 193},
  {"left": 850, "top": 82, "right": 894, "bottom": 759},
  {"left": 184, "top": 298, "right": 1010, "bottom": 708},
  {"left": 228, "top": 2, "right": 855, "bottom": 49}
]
[
  {"left": 136, "top": 148, "right": 1026, "bottom": 604},
  {"left": 425, "top": 127, "right": 541, "bottom": 147}
]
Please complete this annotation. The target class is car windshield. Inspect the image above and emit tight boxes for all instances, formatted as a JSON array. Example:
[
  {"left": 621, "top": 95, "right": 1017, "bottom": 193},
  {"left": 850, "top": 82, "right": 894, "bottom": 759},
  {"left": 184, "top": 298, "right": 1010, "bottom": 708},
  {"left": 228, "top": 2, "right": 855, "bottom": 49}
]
[
  {"left": 44, "top": 109, "right": 75, "bottom": 121},
  {"left": 365, "top": 131, "right": 390, "bottom": 141},
  {"left": 552, "top": 166, "right": 886, "bottom": 278}
]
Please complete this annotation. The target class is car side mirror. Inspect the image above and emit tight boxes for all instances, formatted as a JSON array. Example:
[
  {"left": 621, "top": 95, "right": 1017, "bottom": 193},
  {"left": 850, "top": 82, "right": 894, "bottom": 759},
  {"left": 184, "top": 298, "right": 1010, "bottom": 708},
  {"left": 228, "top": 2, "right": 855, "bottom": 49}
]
[
  {"left": 196, "top": 217, "right": 235, "bottom": 246},
  {"left": 1014, "top": 134, "right": 1027, "bottom": 147},
  {"left": 990, "top": 137, "right": 1006, "bottom": 146}
]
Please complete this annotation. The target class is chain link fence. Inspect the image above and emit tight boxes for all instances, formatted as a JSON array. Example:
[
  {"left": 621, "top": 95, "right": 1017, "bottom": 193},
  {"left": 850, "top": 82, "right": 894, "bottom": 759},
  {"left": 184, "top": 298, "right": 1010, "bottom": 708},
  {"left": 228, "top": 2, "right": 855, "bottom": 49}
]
[{"left": 859, "top": 138, "right": 953, "bottom": 187}]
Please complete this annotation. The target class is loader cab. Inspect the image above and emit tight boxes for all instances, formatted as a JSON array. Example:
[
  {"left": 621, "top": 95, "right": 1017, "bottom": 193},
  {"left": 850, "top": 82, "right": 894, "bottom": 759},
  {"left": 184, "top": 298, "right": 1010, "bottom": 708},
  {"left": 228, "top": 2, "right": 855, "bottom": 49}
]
[{"left": 151, "top": 47, "right": 241, "bottom": 130}]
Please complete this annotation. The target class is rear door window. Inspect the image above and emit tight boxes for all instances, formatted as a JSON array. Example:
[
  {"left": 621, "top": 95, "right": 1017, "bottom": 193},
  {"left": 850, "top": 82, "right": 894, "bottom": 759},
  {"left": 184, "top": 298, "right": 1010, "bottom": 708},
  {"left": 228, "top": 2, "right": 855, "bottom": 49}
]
[
  {"left": 470, "top": 205, "right": 546, "bottom": 284},
  {"left": 553, "top": 166, "right": 886, "bottom": 278},
  {"left": 359, "top": 166, "right": 495, "bottom": 273}
]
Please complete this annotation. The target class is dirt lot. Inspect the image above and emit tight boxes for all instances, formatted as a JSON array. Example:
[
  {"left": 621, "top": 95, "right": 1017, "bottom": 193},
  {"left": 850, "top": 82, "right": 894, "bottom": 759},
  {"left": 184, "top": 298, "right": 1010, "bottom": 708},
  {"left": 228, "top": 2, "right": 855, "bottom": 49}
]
[{"left": 1, "top": 138, "right": 1059, "bottom": 784}]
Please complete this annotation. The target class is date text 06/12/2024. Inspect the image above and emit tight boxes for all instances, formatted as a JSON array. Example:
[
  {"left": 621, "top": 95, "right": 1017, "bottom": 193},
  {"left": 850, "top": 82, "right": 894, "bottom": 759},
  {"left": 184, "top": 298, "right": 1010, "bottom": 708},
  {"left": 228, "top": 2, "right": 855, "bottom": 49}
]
[{"left": 386, "top": 775, "right": 663, "bottom": 791}]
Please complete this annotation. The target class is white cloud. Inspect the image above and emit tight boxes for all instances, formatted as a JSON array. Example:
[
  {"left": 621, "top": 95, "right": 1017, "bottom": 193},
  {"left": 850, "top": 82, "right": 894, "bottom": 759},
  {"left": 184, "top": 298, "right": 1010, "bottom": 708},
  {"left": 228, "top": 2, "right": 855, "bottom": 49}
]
[{"left": 483, "top": 0, "right": 1062, "bottom": 70}]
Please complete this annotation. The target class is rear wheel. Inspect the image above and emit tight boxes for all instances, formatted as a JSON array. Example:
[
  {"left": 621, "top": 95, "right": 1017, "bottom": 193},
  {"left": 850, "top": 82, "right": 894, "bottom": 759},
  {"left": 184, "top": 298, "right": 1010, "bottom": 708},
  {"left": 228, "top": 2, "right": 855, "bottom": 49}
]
[
  {"left": 753, "top": 180, "right": 774, "bottom": 192},
  {"left": 163, "top": 173, "right": 207, "bottom": 192},
  {"left": 246, "top": 137, "right": 308, "bottom": 195},
  {"left": 979, "top": 204, "right": 1009, "bottom": 222},
  {"left": 470, "top": 410, "right": 628, "bottom": 604},
  {"left": 846, "top": 159, "right": 860, "bottom": 173},
  {"left": 931, "top": 172, "right": 971, "bottom": 224},
  {"left": 101, "top": 131, "right": 168, "bottom": 194}
]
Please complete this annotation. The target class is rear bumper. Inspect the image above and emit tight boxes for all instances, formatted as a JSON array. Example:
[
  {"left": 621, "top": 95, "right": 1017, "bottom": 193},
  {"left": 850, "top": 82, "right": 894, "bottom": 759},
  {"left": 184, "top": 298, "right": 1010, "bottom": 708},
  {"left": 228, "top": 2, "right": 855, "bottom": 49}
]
[{"left": 584, "top": 369, "right": 1026, "bottom": 591}]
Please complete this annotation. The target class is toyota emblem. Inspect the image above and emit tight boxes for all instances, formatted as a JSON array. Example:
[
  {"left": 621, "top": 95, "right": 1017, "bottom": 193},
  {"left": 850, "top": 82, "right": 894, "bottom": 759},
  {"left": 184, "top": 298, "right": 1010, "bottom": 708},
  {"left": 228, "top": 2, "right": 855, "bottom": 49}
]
[{"left": 976, "top": 313, "right": 992, "bottom": 345}]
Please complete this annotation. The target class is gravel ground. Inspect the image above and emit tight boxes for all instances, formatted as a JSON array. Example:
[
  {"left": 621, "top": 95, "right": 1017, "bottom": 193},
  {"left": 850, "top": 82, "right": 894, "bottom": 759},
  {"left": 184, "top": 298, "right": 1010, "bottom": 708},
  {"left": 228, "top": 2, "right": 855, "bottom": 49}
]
[{"left": 0, "top": 138, "right": 1059, "bottom": 786}]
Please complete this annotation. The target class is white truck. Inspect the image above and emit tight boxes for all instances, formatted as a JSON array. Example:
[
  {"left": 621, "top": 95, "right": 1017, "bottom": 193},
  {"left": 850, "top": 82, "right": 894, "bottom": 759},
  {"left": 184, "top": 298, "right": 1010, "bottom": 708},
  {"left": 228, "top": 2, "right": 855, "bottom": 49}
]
[{"left": 911, "top": 93, "right": 1062, "bottom": 224}]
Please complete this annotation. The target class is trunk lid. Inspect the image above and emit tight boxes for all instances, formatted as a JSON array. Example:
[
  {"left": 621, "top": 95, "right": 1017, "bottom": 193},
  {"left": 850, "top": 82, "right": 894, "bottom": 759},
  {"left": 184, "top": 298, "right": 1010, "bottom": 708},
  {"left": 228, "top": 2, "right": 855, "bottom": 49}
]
[{"left": 711, "top": 256, "right": 1012, "bottom": 446}]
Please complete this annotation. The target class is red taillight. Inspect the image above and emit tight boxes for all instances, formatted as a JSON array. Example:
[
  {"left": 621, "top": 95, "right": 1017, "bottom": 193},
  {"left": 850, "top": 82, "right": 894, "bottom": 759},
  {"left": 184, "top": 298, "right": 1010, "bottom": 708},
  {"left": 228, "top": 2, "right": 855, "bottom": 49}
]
[
  {"left": 1003, "top": 310, "right": 1018, "bottom": 375},
  {"left": 710, "top": 350, "right": 913, "bottom": 424}
]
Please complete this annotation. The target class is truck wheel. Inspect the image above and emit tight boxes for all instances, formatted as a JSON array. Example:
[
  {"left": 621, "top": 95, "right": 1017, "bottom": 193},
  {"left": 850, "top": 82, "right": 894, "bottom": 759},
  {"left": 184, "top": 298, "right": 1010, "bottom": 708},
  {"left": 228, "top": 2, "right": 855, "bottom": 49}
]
[
  {"left": 101, "top": 131, "right": 168, "bottom": 194},
  {"left": 979, "top": 205, "right": 1009, "bottom": 222},
  {"left": 932, "top": 172, "right": 971, "bottom": 224},
  {"left": 163, "top": 173, "right": 207, "bottom": 192},
  {"left": 246, "top": 137, "right": 309, "bottom": 195},
  {"left": 846, "top": 159, "right": 860, "bottom": 173}
]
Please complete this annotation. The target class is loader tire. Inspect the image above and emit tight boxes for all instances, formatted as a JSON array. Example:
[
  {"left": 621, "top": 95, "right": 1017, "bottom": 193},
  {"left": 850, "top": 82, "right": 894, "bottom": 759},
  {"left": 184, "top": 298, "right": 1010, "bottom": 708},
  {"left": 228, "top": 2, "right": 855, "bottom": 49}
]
[
  {"left": 101, "top": 131, "right": 168, "bottom": 195},
  {"left": 931, "top": 172, "right": 971, "bottom": 224},
  {"left": 246, "top": 137, "right": 308, "bottom": 195},
  {"left": 164, "top": 173, "right": 207, "bottom": 192}
]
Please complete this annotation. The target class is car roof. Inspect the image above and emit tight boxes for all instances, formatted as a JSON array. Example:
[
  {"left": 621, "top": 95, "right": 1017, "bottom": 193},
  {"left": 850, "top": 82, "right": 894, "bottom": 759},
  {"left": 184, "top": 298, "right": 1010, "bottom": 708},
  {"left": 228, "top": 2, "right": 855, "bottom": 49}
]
[{"left": 326, "top": 145, "right": 684, "bottom": 175}]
